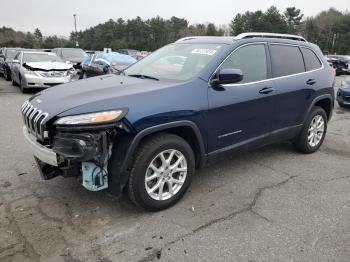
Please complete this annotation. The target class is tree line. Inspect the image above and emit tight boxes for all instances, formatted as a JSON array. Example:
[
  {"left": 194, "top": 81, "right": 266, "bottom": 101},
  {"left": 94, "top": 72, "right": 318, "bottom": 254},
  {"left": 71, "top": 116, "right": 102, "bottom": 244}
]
[{"left": 0, "top": 7, "right": 349, "bottom": 54}]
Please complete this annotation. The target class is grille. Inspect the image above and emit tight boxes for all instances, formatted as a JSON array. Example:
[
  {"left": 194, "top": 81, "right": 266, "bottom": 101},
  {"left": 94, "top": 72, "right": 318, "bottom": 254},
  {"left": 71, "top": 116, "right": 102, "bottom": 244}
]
[
  {"left": 344, "top": 96, "right": 350, "bottom": 102},
  {"left": 21, "top": 101, "right": 49, "bottom": 140},
  {"left": 39, "top": 71, "right": 66, "bottom": 77}
]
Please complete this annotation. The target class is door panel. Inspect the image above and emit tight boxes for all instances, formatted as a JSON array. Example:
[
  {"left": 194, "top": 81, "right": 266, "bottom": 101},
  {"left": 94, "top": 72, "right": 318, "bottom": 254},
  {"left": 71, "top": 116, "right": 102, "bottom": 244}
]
[
  {"left": 269, "top": 44, "right": 316, "bottom": 129},
  {"left": 207, "top": 80, "right": 276, "bottom": 152},
  {"left": 207, "top": 43, "right": 276, "bottom": 153},
  {"left": 272, "top": 75, "right": 312, "bottom": 129}
]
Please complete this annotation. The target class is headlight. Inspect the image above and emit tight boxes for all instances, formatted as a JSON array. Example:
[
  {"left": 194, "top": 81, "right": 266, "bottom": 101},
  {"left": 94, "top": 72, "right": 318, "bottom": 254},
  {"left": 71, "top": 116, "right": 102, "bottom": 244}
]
[
  {"left": 23, "top": 68, "right": 37, "bottom": 76},
  {"left": 54, "top": 110, "right": 126, "bottom": 125},
  {"left": 66, "top": 68, "right": 76, "bottom": 76}
]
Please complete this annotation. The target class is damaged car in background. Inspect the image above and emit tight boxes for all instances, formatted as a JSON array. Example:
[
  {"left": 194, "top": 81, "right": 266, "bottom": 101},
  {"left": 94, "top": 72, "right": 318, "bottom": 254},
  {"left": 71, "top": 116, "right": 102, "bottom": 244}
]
[
  {"left": 81, "top": 52, "right": 136, "bottom": 78},
  {"left": 52, "top": 48, "right": 88, "bottom": 78},
  {"left": 11, "top": 51, "right": 77, "bottom": 93}
]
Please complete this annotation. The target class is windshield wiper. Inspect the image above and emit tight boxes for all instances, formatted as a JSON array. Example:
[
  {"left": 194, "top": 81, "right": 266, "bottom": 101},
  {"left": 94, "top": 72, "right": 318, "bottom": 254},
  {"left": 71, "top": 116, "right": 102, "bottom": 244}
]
[{"left": 127, "top": 74, "right": 159, "bottom": 81}]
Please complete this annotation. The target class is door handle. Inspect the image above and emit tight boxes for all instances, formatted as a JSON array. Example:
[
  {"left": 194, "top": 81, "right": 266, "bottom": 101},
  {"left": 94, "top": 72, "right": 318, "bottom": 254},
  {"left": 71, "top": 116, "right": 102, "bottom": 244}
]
[
  {"left": 306, "top": 79, "right": 317, "bottom": 85},
  {"left": 259, "top": 87, "right": 275, "bottom": 94}
]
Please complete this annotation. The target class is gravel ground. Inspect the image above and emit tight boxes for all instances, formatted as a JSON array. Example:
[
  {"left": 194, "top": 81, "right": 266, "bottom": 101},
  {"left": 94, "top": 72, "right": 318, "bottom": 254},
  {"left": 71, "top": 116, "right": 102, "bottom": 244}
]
[{"left": 0, "top": 75, "right": 349, "bottom": 262}]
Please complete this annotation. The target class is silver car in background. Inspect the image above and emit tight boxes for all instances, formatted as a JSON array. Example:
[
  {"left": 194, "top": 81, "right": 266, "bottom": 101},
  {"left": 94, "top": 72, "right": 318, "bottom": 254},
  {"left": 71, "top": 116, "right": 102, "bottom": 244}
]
[{"left": 11, "top": 51, "right": 77, "bottom": 93}]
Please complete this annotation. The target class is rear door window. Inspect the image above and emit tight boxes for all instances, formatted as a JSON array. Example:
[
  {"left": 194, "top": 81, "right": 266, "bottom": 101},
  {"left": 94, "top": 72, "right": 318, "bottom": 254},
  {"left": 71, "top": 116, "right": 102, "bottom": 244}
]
[
  {"left": 300, "top": 48, "right": 322, "bottom": 71},
  {"left": 270, "top": 44, "right": 305, "bottom": 77},
  {"left": 220, "top": 44, "right": 267, "bottom": 84}
]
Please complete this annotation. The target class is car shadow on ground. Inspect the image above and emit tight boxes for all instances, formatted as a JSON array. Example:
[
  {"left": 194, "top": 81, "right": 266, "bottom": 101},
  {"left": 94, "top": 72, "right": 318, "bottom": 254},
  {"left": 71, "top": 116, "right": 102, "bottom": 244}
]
[{"left": 32, "top": 141, "right": 295, "bottom": 214}]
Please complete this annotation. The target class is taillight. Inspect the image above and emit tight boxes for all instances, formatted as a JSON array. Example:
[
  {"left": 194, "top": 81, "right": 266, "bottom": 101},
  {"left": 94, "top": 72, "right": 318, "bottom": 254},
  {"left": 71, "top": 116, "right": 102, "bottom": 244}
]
[{"left": 332, "top": 68, "right": 336, "bottom": 76}]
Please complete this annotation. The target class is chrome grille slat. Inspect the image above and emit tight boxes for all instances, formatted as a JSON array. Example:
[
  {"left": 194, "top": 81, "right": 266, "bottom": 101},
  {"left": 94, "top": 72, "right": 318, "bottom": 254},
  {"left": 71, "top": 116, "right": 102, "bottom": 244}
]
[
  {"left": 33, "top": 110, "right": 42, "bottom": 135},
  {"left": 25, "top": 106, "right": 34, "bottom": 128},
  {"left": 21, "top": 101, "right": 49, "bottom": 141},
  {"left": 29, "top": 108, "right": 38, "bottom": 133}
]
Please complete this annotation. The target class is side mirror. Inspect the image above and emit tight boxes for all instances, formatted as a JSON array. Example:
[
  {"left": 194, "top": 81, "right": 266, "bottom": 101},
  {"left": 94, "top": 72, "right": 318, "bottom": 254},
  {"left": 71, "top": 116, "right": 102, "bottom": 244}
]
[
  {"left": 103, "top": 65, "right": 110, "bottom": 74},
  {"left": 211, "top": 68, "right": 243, "bottom": 85},
  {"left": 12, "top": 59, "right": 20, "bottom": 64}
]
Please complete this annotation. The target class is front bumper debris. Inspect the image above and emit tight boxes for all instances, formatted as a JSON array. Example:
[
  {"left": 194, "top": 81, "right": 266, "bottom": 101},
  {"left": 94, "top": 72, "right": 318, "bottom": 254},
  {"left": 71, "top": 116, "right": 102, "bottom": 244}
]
[{"left": 23, "top": 126, "right": 58, "bottom": 166}]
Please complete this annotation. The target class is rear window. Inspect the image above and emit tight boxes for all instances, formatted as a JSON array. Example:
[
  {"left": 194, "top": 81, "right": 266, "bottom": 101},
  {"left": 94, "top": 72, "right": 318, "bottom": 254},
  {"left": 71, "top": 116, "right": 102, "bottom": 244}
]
[
  {"left": 270, "top": 45, "right": 305, "bottom": 77},
  {"left": 301, "top": 48, "right": 322, "bottom": 71}
]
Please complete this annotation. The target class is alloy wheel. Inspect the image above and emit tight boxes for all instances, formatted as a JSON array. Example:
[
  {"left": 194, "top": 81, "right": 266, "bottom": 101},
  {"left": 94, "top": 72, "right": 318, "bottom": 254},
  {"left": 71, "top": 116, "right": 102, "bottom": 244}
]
[
  {"left": 307, "top": 115, "right": 325, "bottom": 147},
  {"left": 145, "top": 149, "right": 187, "bottom": 201}
]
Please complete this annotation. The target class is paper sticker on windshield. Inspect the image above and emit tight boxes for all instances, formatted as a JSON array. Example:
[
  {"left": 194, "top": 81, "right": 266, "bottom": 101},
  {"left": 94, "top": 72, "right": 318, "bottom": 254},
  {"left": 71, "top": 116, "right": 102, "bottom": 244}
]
[{"left": 191, "top": 49, "right": 217, "bottom": 56}]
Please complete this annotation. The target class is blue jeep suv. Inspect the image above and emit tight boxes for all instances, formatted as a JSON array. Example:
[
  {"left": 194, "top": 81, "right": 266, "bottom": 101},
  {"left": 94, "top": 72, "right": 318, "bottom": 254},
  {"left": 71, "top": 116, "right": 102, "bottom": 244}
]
[{"left": 22, "top": 33, "right": 334, "bottom": 210}]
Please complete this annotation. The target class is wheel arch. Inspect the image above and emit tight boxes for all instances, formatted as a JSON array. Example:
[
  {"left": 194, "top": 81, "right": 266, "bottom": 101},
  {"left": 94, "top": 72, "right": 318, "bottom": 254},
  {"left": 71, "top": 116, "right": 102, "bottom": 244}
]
[
  {"left": 126, "top": 121, "right": 206, "bottom": 169},
  {"left": 305, "top": 94, "right": 333, "bottom": 123},
  {"left": 108, "top": 121, "right": 206, "bottom": 196}
]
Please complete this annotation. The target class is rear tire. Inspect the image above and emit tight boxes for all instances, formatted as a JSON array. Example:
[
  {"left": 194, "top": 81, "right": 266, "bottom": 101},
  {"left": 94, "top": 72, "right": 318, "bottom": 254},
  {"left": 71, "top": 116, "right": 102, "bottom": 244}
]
[
  {"left": 127, "top": 133, "right": 195, "bottom": 211},
  {"left": 293, "top": 106, "right": 327, "bottom": 154}
]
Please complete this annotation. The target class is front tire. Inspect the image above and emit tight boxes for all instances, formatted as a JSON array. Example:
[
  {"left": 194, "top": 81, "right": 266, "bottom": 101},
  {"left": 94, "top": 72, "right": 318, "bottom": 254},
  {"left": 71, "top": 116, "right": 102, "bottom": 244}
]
[
  {"left": 19, "top": 77, "right": 28, "bottom": 93},
  {"left": 4, "top": 68, "right": 11, "bottom": 81},
  {"left": 127, "top": 133, "right": 195, "bottom": 211},
  {"left": 12, "top": 78, "right": 18, "bottom": 86},
  {"left": 293, "top": 106, "right": 327, "bottom": 154}
]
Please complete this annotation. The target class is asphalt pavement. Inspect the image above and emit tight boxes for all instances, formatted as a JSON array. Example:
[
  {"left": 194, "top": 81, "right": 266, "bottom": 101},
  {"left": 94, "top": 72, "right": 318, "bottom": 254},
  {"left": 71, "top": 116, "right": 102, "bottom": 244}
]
[{"left": 0, "top": 76, "right": 349, "bottom": 262}]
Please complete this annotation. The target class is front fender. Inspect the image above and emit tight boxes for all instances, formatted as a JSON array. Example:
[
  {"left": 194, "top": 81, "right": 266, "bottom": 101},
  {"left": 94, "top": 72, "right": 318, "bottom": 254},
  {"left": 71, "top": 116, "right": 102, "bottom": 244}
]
[{"left": 108, "top": 120, "right": 206, "bottom": 196}]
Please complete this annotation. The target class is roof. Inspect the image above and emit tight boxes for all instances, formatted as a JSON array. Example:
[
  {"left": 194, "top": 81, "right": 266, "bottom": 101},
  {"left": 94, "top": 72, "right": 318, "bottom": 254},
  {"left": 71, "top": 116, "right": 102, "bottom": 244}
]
[
  {"left": 176, "top": 36, "right": 235, "bottom": 44},
  {"left": 176, "top": 33, "right": 307, "bottom": 44},
  {"left": 235, "top": 32, "right": 307, "bottom": 42}
]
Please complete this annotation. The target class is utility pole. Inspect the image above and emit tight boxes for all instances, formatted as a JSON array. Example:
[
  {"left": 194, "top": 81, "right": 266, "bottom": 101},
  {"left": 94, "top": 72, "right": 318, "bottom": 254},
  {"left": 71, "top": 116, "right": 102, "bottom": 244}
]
[{"left": 73, "top": 14, "right": 79, "bottom": 47}]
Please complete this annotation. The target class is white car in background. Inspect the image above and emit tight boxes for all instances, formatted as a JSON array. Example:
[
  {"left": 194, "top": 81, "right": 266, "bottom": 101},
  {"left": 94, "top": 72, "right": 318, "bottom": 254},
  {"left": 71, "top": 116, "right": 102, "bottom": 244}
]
[{"left": 11, "top": 51, "right": 76, "bottom": 93}]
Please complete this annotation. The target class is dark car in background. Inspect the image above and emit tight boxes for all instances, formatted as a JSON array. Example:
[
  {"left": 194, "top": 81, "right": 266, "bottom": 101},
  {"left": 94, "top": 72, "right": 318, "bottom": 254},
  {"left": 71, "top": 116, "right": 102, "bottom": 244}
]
[
  {"left": 337, "top": 77, "right": 350, "bottom": 107},
  {"left": 326, "top": 55, "right": 350, "bottom": 75},
  {"left": 0, "top": 47, "right": 23, "bottom": 80},
  {"left": 81, "top": 52, "right": 136, "bottom": 78},
  {"left": 52, "top": 48, "right": 88, "bottom": 78},
  {"left": 21, "top": 33, "right": 334, "bottom": 211}
]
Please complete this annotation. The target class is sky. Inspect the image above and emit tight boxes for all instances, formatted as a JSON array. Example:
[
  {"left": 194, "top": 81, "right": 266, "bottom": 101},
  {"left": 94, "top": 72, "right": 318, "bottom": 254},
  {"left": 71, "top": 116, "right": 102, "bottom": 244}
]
[{"left": 0, "top": 0, "right": 349, "bottom": 36}]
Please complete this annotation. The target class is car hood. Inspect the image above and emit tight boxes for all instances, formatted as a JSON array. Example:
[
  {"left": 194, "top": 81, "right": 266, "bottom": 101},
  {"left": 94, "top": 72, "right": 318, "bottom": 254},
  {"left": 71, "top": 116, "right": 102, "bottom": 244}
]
[
  {"left": 24, "top": 61, "right": 73, "bottom": 71},
  {"left": 339, "top": 87, "right": 350, "bottom": 95},
  {"left": 28, "top": 74, "right": 182, "bottom": 119}
]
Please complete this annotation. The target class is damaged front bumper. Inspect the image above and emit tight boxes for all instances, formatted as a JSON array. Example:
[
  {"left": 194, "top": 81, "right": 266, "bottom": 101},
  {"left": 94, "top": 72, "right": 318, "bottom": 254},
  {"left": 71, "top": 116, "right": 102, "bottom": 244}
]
[
  {"left": 23, "top": 126, "right": 58, "bottom": 166},
  {"left": 23, "top": 126, "right": 112, "bottom": 191},
  {"left": 22, "top": 74, "right": 75, "bottom": 89}
]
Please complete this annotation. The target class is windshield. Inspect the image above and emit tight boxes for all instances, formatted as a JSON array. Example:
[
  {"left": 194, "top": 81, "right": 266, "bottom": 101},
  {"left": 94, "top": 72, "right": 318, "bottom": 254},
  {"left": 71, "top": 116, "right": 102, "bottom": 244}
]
[
  {"left": 126, "top": 49, "right": 138, "bottom": 55},
  {"left": 6, "top": 49, "right": 19, "bottom": 59},
  {"left": 23, "top": 53, "right": 63, "bottom": 63},
  {"left": 62, "top": 49, "right": 87, "bottom": 60},
  {"left": 124, "top": 43, "right": 225, "bottom": 81}
]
